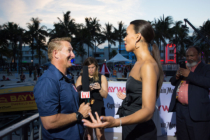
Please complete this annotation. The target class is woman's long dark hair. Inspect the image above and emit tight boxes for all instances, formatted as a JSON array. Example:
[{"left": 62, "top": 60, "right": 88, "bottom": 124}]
[
  {"left": 130, "top": 20, "right": 164, "bottom": 97},
  {"left": 82, "top": 57, "right": 99, "bottom": 81}
]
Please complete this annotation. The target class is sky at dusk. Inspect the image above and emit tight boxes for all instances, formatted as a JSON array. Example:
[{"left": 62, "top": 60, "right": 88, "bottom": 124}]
[{"left": 0, "top": 0, "right": 209, "bottom": 48}]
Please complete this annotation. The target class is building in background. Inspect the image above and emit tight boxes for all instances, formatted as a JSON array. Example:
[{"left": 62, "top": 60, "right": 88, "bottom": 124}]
[
  {"left": 164, "top": 44, "right": 177, "bottom": 64},
  {"left": 5, "top": 45, "right": 48, "bottom": 71}
]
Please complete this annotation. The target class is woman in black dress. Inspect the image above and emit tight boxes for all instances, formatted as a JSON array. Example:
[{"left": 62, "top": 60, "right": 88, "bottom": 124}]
[
  {"left": 82, "top": 20, "right": 164, "bottom": 140},
  {"left": 76, "top": 57, "right": 108, "bottom": 140}
]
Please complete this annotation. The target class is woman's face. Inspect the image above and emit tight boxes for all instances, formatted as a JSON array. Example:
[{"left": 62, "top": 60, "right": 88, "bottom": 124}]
[
  {"left": 123, "top": 24, "right": 137, "bottom": 52},
  {"left": 88, "top": 64, "right": 96, "bottom": 76}
]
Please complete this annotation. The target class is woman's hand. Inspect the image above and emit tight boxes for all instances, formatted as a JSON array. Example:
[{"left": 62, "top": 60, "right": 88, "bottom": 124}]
[
  {"left": 93, "top": 82, "right": 101, "bottom": 90},
  {"left": 82, "top": 112, "right": 118, "bottom": 128},
  {"left": 117, "top": 91, "right": 126, "bottom": 100},
  {"left": 89, "top": 84, "right": 94, "bottom": 91}
]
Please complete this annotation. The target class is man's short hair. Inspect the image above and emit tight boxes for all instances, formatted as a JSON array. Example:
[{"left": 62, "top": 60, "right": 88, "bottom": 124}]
[
  {"left": 187, "top": 46, "right": 201, "bottom": 54},
  {"left": 48, "top": 37, "right": 71, "bottom": 61}
]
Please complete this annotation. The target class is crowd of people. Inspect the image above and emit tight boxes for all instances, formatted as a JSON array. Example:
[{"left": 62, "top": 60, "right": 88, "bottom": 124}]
[{"left": 32, "top": 20, "right": 210, "bottom": 140}]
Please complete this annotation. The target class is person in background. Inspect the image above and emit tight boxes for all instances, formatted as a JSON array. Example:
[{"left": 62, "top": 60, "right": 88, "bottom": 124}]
[
  {"left": 124, "top": 66, "right": 128, "bottom": 78},
  {"left": 37, "top": 65, "right": 41, "bottom": 77},
  {"left": 76, "top": 57, "right": 108, "bottom": 140},
  {"left": 33, "top": 68, "right": 37, "bottom": 81},
  {"left": 169, "top": 46, "right": 210, "bottom": 140},
  {"left": 20, "top": 72, "right": 26, "bottom": 82},
  {"left": 29, "top": 65, "right": 33, "bottom": 77}
]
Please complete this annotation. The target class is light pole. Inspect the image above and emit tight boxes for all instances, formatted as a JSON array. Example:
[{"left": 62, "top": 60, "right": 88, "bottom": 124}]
[{"left": 31, "top": 59, "right": 33, "bottom": 69}]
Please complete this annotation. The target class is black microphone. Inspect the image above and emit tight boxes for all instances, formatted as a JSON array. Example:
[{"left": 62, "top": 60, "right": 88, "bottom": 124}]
[{"left": 81, "top": 66, "right": 90, "bottom": 103}]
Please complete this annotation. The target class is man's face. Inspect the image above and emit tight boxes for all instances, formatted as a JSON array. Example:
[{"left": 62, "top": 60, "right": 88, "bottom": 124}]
[
  {"left": 58, "top": 41, "right": 75, "bottom": 68},
  {"left": 186, "top": 48, "right": 200, "bottom": 67}
]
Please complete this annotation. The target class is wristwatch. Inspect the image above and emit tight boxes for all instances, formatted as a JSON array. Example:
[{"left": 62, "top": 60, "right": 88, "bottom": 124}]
[{"left": 75, "top": 112, "right": 83, "bottom": 122}]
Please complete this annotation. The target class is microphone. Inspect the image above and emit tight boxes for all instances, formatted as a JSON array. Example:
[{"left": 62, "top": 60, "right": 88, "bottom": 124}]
[{"left": 81, "top": 66, "right": 90, "bottom": 103}]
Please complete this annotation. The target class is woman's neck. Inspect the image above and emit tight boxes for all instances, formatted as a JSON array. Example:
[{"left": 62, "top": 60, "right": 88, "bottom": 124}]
[
  {"left": 134, "top": 43, "right": 151, "bottom": 62},
  {"left": 89, "top": 75, "right": 93, "bottom": 78}
]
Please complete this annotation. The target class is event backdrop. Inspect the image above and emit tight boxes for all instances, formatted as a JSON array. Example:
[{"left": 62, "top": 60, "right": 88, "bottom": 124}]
[{"left": 103, "top": 81, "right": 176, "bottom": 136}]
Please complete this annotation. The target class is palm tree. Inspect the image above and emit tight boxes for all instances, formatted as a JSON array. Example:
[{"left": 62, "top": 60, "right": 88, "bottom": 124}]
[
  {"left": 3, "top": 22, "right": 24, "bottom": 70},
  {"left": 155, "top": 15, "right": 173, "bottom": 63},
  {"left": 48, "top": 11, "right": 76, "bottom": 43},
  {"left": 102, "top": 23, "right": 116, "bottom": 59},
  {"left": 194, "top": 19, "right": 210, "bottom": 63},
  {"left": 170, "top": 23, "right": 189, "bottom": 60},
  {"left": 49, "top": 11, "right": 76, "bottom": 40},
  {"left": 195, "top": 19, "right": 210, "bottom": 43},
  {"left": 114, "top": 21, "right": 126, "bottom": 53},
  {"left": 72, "top": 24, "right": 93, "bottom": 60},
  {"left": 0, "top": 25, "right": 9, "bottom": 68},
  {"left": 75, "top": 45, "right": 87, "bottom": 63},
  {"left": 26, "top": 17, "right": 48, "bottom": 66},
  {"left": 170, "top": 21, "right": 184, "bottom": 62},
  {"left": 93, "top": 33, "right": 105, "bottom": 53},
  {"left": 152, "top": 19, "right": 166, "bottom": 60},
  {"left": 48, "top": 24, "right": 68, "bottom": 40},
  {"left": 36, "top": 35, "right": 48, "bottom": 65},
  {"left": 0, "top": 26, "right": 11, "bottom": 70},
  {"left": 85, "top": 17, "right": 101, "bottom": 57},
  {"left": 110, "top": 49, "right": 117, "bottom": 58}
]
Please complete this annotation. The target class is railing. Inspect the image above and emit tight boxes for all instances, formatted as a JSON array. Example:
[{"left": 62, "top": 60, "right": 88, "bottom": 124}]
[{"left": 0, "top": 113, "right": 42, "bottom": 140}]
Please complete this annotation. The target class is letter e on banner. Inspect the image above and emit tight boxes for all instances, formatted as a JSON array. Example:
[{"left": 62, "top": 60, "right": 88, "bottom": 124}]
[{"left": 81, "top": 91, "right": 90, "bottom": 99}]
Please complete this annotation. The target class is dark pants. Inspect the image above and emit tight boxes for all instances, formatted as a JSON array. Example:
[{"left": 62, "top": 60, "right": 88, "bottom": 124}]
[{"left": 176, "top": 101, "right": 210, "bottom": 140}]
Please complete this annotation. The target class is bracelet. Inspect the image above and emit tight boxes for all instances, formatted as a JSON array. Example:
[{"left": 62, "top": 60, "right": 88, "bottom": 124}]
[
  {"left": 119, "top": 119, "right": 122, "bottom": 127},
  {"left": 115, "top": 118, "right": 122, "bottom": 127}
]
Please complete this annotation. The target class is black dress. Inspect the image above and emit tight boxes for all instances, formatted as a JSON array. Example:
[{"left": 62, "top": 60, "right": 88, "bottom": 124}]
[
  {"left": 117, "top": 76, "right": 157, "bottom": 140},
  {"left": 80, "top": 74, "right": 105, "bottom": 119}
]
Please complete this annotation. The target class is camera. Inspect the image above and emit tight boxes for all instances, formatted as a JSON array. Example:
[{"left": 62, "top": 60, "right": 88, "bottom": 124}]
[{"left": 179, "top": 61, "right": 186, "bottom": 69}]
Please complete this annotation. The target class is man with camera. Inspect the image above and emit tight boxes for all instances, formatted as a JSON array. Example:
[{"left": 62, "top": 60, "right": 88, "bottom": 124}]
[{"left": 169, "top": 46, "right": 210, "bottom": 140}]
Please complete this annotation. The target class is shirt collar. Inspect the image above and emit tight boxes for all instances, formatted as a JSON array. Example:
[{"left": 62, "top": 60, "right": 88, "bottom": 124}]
[{"left": 48, "top": 63, "right": 72, "bottom": 83}]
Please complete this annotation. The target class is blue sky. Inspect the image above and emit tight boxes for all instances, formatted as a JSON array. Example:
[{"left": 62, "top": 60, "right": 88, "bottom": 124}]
[{"left": 0, "top": 0, "right": 209, "bottom": 48}]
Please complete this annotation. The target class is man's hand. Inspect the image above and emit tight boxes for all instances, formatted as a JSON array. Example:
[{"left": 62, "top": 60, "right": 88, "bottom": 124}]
[
  {"left": 78, "top": 102, "right": 91, "bottom": 118},
  {"left": 179, "top": 67, "right": 190, "bottom": 78},
  {"left": 82, "top": 112, "right": 118, "bottom": 128}
]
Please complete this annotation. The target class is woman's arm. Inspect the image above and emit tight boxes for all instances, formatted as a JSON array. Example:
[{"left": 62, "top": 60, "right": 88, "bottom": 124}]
[
  {"left": 75, "top": 76, "right": 82, "bottom": 91},
  {"left": 97, "top": 75, "right": 108, "bottom": 98},
  {"left": 83, "top": 62, "right": 158, "bottom": 128},
  {"left": 119, "top": 62, "right": 157, "bottom": 125}
]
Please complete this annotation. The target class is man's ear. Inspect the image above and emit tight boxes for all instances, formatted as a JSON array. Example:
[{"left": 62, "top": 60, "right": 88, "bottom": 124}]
[{"left": 53, "top": 49, "right": 59, "bottom": 59}]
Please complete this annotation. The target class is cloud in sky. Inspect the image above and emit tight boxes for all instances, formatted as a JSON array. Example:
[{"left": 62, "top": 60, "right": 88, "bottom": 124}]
[
  {"left": 1, "top": 0, "right": 209, "bottom": 30},
  {"left": 0, "top": 0, "right": 144, "bottom": 30},
  {"left": 0, "top": 0, "right": 209, "bottom": 48}
]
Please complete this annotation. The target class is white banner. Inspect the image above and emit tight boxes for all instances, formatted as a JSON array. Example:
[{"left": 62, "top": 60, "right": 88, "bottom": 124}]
[
  {"left": 104, "top": 81, "right": 126, "bottom": 132},
  {"left": 104, "top": 81, "right": 176, "bottom": 136},
  {"left": 157, "top": 82, "right": 176, "bottom": 136}
]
